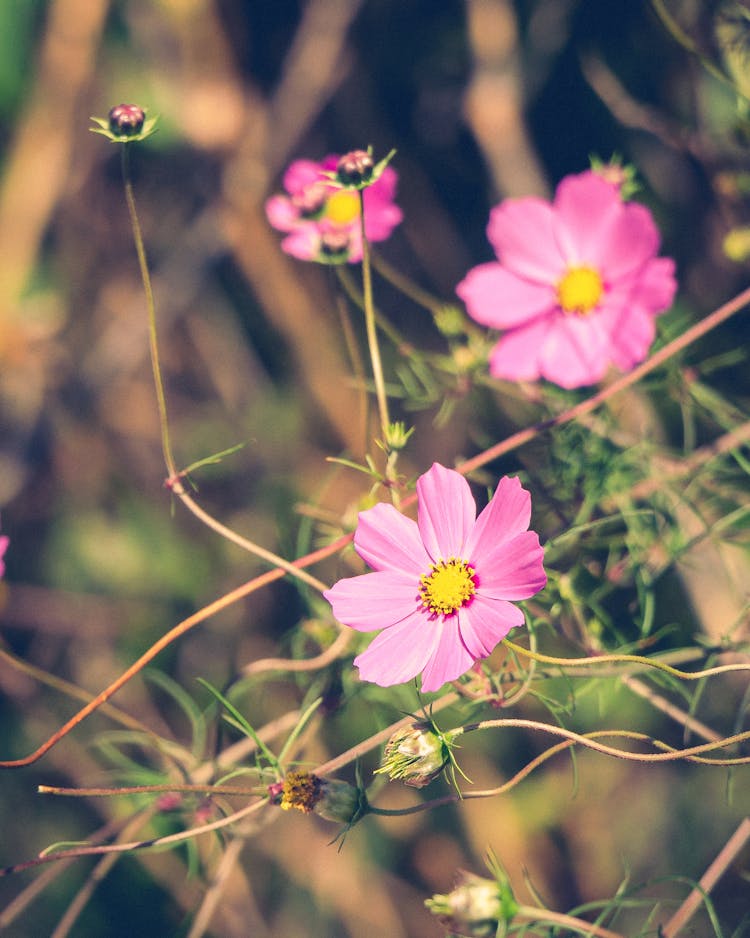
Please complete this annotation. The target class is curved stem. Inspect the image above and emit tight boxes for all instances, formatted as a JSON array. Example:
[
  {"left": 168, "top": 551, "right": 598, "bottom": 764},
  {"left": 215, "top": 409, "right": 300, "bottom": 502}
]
[{"left": 502, "top": 638, "right": 750, "bottom": 681}]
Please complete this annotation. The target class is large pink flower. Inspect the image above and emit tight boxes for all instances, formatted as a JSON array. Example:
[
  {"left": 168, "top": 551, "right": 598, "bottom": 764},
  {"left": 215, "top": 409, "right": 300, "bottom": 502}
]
[
  {"left": 324, "top": 463, "right": 546, "bottom": 692},
  {"left": 456, "top": 171, "right": 677, "bottom": 389},
  {"left": 265, "top": 154, "right": 402, "bottom": 264}
]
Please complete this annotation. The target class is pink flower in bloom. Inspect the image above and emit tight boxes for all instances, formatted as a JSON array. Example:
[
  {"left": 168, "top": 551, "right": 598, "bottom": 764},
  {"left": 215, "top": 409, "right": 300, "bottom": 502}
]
[
  {"left": 0, "top": 532, "right": 8, "bottom": 578},
  {"left": 456, "top": 171, "right": 677, "bottom": 389},
  {"left": 324, "top": 463, "right": 546, "bottom": 692},
  {"left": 265, "top": 155, "right": 402, "bottom": 264}
]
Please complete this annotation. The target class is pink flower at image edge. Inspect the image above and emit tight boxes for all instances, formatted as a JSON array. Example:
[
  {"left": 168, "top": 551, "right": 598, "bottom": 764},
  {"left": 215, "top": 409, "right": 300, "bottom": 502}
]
[
  {"left": 265, "top": 154, "right": 402, "bottom": 264},
  {"left": 0, "top": 534, "right": 8, "bottom": 578},
  {"left": 324, "top": 463, "right": 546, "bottom": 692},
  {"left": 456, "top": 170, "right": 677, "bottom": 389}
]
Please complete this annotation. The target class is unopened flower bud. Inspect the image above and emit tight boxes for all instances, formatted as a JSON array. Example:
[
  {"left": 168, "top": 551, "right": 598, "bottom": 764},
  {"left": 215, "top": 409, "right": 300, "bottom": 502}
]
[
  {"left": 336, "top": 149, "right": 374, "bottom": 186},
  {"left": 320, "top": 229, "right": 352, "bottom": 258},
  {"left": 426, "top": 871, "right": 516, "bottom": 938},
  {"left": 377, "top": 721, "right": 452, "bottom": 788},
  {"left": 108, "top": 103, "right": 146, "bottom": 137},
  {"left": 271, "top": 771, "right": 365, "bottom": 825}
]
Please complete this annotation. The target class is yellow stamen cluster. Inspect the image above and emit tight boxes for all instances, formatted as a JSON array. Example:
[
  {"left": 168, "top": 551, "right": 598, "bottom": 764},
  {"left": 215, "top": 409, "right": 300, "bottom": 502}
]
[
  {"left": 279, "top": 771, "right": 322, "bottom": 814},
  {"left": 419, "top": 558, "right": 477, "bottom": 616},
  {"left": 556, "top": 265, "right": 603, "bottom": 315},
  {"left": 323, "top": 190, "right": 361, "bottom": 226}
]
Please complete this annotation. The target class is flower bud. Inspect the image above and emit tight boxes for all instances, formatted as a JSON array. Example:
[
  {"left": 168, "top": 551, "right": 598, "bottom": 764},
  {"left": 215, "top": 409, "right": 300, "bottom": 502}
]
[
  {"left": 425, "top": 871, "right": 516, "bottom": 938},
  {"left": 108, "top": 103, "right": 146, "bottom": 137},
  {"left": 377, "top": 721, "right": 452, "bottom": 788},
  {"left": 336, "top": 149, "right": 374, "bottom": 187},
  {"left": 271, "top": 771, "right": 365, "bottom": 825},
  {"left": 320, "top": 229, "right": 352, "bottom": 258}
]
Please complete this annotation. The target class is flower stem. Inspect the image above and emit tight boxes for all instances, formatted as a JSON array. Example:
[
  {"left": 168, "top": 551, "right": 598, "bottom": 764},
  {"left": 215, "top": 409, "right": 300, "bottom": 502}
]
[
  {"left": 359, "top": 189, "right": 390, "bottom": 441},
  {"left": 121, "top": 145, "right": 329, "bottom": 594},
  {"left": 501, "top": 637, "right": 750, "bottom": 681},
  {"left": 120, "top": 144, "right": 177, "bottom": 480}
]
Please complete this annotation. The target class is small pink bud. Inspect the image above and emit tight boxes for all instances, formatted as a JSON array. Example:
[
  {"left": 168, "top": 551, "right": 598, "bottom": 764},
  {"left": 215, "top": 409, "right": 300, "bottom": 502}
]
[
  {"left": 108, "top": 103, "right": 146, "bottom": 137},
  {"left": 336, "top": 149, "right": 374, "bottom": 186}
]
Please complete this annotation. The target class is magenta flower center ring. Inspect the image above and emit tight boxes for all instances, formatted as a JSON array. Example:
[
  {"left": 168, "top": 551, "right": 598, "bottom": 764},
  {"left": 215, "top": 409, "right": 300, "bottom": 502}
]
[
  {"left": 556, "top": 265, "right": 604, "bottom": 315},
  {"left": 419, "top": 558, "right": 477, "bottom": 616}
]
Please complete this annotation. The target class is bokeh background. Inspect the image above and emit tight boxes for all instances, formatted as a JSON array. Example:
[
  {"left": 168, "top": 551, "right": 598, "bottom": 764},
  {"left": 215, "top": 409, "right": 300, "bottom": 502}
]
[{"left": 1, "top": 1, "right": 749, "bottom": 936}]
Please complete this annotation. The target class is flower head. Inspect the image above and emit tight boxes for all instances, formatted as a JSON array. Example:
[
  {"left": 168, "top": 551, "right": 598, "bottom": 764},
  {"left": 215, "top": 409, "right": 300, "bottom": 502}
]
[
  {"left": 456, "top": 170, "right": 677, "bottom": 389},
  {"left": 271, "top": 771, "right": 365, "bottom": 824},
  {"left": 426, "top": 870, "right": 517, "bottom": 938},
  {"left": 377, "top": 720, "right": 454, "bottom": 787},
  {"left": 265, "top": 154, "right": 402, "bottom": 264},
  {"left": 324, "top": 463, "right": 546, "bottom": 692},
  {"left": 90, "top": 104, "right": 159, "bottom": 143}
]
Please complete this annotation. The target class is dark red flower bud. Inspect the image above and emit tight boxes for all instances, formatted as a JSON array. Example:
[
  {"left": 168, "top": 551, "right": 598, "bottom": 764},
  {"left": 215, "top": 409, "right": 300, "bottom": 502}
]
[
  {"left": 336, "top": 149, "right": 374, "bottom": 186},
  {"left": 108, "top": 104, "right": 146, "bottom": 137}
]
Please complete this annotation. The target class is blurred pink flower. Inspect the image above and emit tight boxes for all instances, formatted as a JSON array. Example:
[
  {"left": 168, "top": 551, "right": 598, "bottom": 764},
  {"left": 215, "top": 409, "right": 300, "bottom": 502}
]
[
  {"left": 0, "top": 532, "right": 8, "bottom": 578},
  {"left": 456, "top": 171, "right": 677, "bottom": 389},
  {"left": 265, "top": 155, "right": 402, "bottom": 264},
  {"left": 324, "top": 463, "right": 546, "bottom": 692}
]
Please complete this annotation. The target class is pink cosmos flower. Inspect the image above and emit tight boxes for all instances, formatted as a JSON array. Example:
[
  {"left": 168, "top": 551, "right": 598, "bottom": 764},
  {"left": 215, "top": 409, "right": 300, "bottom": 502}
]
[
  {"left": 265, "top": 154, "right": 402, "bottom": 264},
  {"left": 324, "top": 463, "right": 546, "bottom": 692},
  {"left": 456, "top": 170, "right": 677, "bottom": 389}
]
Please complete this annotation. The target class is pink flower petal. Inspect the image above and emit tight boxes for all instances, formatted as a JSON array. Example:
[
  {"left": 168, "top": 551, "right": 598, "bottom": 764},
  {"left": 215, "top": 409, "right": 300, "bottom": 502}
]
[
  {"left": 593, "top": 202, "right": 660, "bottom": 280},
  {"left": 419, "top": 615, "right": 476, "bottom": 692},
  {"left": 473, "top": 532, "right": 547, "bottom": 600},
  {"left": 464, "top": 475, "right": 531, "bottom": 558},
  {"left": 487, "top": 316, "right": 555, "bottom": 382},
  {"left": 629, "top": 256, "right": 677, "bottom": 311},
  {"left": 458, "top": 596, "right": 524, "bottom": 657},
  {"left": 265, "top": 195, "right": 299, "bottom": 232},
  {"left": 354, "top": 502, "right": 429, "bottom": 574},
  {"left": 324, "top": 570, "right": 419, "bottom": 632},
  {"left": 538, "top": 313, "right": 611, "bottom": 388},
  {"left": 353, "top": 609, "right": 439, "bottom": 686},
  {"left": 283, "top": 159, "right": 325, "bottom": 195},
  {"left": 553, "top": 172, "right": 623, "bottom": 263},
  {"left": 487, "top": 197, "right": 565, "bottom": 282},
  {"left": 417, "top": 463, "right": 476, "bottom": 561},
  {"left": 457, "top": 263, "right": 556, "bottom": 329},
  {"left": 0, "top": 535, "right": 8, "bottom": 578},
  {"left": 280, "top": 227, "right": 320, "bottom": 261},
  {"left": 607, "top": 304, "right": 656, "bottom": 371}
]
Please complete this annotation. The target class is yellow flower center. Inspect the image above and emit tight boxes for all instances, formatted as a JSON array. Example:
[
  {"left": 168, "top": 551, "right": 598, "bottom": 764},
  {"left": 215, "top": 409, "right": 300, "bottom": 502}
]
[
  {"left": 323, "top": 190, "right": 361, "bottom": 226},
  {"left": 280, "top": 771, "right": 322, "bottom": 814},
  {"left": 556, "top": 266, "right": 603, "bottom": 315},
  {"left": 419, "top": 558, "right": 477, "bottom": 616}
]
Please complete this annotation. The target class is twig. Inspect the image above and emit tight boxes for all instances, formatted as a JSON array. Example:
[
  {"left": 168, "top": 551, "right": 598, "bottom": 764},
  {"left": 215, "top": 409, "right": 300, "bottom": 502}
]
[{"left": 660, "top": 817, "right": 750, "bottom": 937}]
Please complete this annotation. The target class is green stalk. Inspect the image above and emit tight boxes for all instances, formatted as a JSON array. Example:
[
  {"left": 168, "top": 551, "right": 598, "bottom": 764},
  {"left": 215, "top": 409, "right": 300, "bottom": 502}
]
[
  {"left": 359, "top": 189, "right": 390, "bottom": 441},
  {"left": 121, "top": 143, "right": 177, "bottom": 480}
]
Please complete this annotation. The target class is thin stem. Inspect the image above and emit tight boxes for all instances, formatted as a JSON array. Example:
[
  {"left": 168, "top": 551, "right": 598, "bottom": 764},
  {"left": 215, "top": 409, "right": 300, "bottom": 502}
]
[
  {"left": 370, "top": 250, "right": 444, "bottom": 316},
  {"left": 0, "top": 533, "right": 351, "bottom": 768},
  {"left": 39, "top": 783, "right": 260, "bottom": 798},
  {"left": 451, "top": 717, "right": 750, "bottom": 764},
  {"left": 502, "top": 637, "right": 750, "bottom": 681},
  {"left": 359, "top": 189, "right": 390, "bottom": 440},
  {"left": 660, "top": 817, "right": 750, "bottom": 938},
  {"left": 457, "top": 281, "right": 750, "bottom": 477},
  {"left": 515, "top": 905, "right": 625, "bottom": 938},
  {"left": 121, "top": 144, "right": 177, "bottom": 479},
  {"left": 123, "top": 145, "right": 330, "bottom": 592}
]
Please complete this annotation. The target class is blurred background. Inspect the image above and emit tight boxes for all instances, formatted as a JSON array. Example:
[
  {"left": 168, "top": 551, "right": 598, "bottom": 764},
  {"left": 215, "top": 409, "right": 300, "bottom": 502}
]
[{"left": 1, "top": 1, "right": 749, "bottom": 935}]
